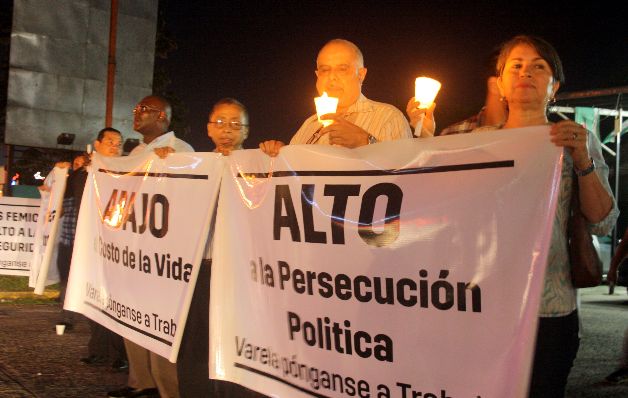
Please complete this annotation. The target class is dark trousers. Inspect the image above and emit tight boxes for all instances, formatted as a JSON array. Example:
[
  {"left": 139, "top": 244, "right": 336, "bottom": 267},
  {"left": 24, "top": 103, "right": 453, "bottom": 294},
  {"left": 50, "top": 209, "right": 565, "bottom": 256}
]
[
  {"left": 178, "top": 259, "right": 212, "bottom": 397},
  {"left": 177, "top": 259, "right": 267, "bottom": 398},
  {"left": 528, "top": 310, "right": 580, "bottom": 398},
  {"left": 60, "top": 243, "right": 125, "bottom": 361},
  {"left": 57, "top": 243, "right": 75, "bottom": 324},
  {"left": 88, "top": 319, "right": 126, "bottom": 361}
]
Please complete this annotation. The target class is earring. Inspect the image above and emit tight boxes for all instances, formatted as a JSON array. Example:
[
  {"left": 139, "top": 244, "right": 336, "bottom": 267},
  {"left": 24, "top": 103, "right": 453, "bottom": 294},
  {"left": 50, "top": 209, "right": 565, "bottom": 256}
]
[{"left": 499, "top": 96, "right": 506, "bottom": 102}]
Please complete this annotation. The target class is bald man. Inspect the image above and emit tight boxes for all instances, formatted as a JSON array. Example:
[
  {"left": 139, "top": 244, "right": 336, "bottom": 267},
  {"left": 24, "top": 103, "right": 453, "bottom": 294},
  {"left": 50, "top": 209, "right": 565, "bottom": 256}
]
[
  {"left": 260, "top": 38, "right": 414, "bottom": 156},
  {"left": 131, "top": 95, "right": 193, "bottom": 155},
  {"left": 108, "top": 95, "right": 192, "bottom": 398}
]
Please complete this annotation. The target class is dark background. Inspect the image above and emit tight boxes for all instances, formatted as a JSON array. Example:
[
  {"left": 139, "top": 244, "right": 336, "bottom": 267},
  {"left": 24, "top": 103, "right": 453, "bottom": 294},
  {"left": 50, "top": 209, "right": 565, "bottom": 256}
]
[{"left": 155, "top": 0, "right": 627, "bottom": 152}]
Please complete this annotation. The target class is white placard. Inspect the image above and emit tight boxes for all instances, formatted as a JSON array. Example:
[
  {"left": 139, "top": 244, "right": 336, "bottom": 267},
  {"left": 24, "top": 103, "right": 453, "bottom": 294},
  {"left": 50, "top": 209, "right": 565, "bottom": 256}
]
[
  {"left": 65, "top": 152, "right": 222, "bottom": 361},
  {"left": 210, "top": 127, "right": 562, "bottom": 398}
]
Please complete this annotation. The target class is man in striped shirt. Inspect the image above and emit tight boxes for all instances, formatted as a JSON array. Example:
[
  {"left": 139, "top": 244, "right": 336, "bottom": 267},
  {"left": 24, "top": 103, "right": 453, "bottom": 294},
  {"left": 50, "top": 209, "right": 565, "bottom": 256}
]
[{"left": 260, "top": 39, "right": 415, "bottom": 156}]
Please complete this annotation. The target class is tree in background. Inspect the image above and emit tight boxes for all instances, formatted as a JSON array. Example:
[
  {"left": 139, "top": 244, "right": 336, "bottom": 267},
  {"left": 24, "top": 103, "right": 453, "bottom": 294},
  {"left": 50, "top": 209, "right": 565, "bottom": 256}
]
[{"left": 153, "top": 0, "right": 190, "bottom": 139}]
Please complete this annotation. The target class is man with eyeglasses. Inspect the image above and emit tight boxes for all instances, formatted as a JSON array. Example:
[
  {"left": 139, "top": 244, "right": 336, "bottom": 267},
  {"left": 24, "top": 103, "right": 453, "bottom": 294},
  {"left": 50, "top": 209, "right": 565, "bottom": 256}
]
[
  {"left": 130, "top": 95, "right": 193, "bottom": 156},
  {"left": 207, "top": 98, "right": 249, "bottom": 155},
  {"left": 108, "top": 95, "right": 192, "bottom": 398},
  {"left": 178, "top": 98, "right": 266, "bottom": 398},
  {"left": 260, "top": 38, "right": 417, "bottom": 156}
]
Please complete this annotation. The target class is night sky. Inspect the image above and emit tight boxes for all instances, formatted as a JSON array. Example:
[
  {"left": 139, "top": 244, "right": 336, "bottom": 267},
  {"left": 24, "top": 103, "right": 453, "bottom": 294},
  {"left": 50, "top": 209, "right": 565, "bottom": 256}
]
[{"left": 155, "top": 1, "right": 628, "bottom": 152}]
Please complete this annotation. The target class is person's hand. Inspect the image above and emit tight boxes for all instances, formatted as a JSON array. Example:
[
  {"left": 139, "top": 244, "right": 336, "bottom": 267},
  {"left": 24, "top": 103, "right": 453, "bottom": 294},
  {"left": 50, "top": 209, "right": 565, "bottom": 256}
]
[
  {"left": 215, "top": 146, "right": 232, "bottom": 156},
  {"left": 259, "top": 140, "right": 285, "bottom": 157},
  {"left": 154, "top": 146, "right": 175, "bottom": 159},
  {"left": 550, "top": 120, "right": 590, "bottom": 169},
  {"left": 55, "top": 161, "right": 71, "bottom": 169},
  {"left": 319, "top": 114, "right": 370, "bottom": 148},
  {"left": 37, "top": 185, "right": 51, "bottom": 193},
  {"left": 405, "top": 98, "right": 436, "bottom": 137}
]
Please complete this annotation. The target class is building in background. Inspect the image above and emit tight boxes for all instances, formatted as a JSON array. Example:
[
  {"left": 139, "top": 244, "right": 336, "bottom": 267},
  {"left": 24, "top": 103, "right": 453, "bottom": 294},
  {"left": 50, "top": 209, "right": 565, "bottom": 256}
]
[{"left": 4, "top": 0, "right": 158, "bottom": 152}]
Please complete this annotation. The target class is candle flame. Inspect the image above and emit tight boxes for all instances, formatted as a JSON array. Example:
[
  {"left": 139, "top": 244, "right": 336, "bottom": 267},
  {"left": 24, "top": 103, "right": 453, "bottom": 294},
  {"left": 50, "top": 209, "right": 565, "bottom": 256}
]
[
  {"left": 104, "top": 200, "right": 125, "bottom": 228},
  {"left": 315, "top": 92, "right": 339, "bottom": 127}
]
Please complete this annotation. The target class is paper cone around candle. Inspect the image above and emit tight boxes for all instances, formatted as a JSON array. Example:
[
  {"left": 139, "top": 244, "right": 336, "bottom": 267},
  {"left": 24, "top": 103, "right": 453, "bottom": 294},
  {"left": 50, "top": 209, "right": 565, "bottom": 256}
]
[
  {"left": 314, "top": 92, "right": 339, "bottom": 127},
  {"left": 414, "top": 77, "right": 441, "bottom": 109}
]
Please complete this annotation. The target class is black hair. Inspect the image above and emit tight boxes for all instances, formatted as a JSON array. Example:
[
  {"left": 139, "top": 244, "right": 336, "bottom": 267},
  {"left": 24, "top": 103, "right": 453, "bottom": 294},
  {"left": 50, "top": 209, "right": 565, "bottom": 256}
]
[
  {"left": 209, "top": 98, "right": 249, "bottom": 123},
  {"left": 496, "top": 35, "right": 565, "bottom": 84},
  {"left": 96, "top": 127, "right": 122, "bottom": 142}
]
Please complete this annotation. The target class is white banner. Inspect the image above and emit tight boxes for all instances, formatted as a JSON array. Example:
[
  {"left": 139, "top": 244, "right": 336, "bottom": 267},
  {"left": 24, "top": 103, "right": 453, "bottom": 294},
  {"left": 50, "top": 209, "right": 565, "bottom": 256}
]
[
  {"left": 29, "top": 167, "right": 67, "bottom": 290},
  {"left": 0, "top": 196, "right": 40, "bottom": 276},
  {"left": 210, "top": 127, "right": 562, "bottom": 398},
  {"left": 65, "top": 152, "right": 221, "bottom": 361}
]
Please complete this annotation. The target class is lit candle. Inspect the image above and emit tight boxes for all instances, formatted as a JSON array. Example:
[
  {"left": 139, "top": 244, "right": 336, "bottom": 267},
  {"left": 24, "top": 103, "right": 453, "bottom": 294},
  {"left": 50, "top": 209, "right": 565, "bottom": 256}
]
[
  {"left": 414, "top": 77, "right": 441, "bottom": 109},
  {"left": 314, "top": 92, "right": 339, "bottom": 127}
]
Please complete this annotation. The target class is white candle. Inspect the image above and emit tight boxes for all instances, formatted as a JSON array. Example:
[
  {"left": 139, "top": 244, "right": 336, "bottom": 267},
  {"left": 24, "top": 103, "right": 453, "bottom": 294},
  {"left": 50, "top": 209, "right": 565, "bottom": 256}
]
[
  {"left": 414, "top": 77, "right": 441, "bottom": 109},
  {"left": 314, "top": 92, "right": 339, "bottom": 127}
]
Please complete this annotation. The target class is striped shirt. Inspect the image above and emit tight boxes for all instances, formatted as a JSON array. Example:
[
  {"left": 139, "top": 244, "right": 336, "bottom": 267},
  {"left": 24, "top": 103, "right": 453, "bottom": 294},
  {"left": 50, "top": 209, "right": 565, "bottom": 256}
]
[{"left": 290, "top": 94, "right": 413, "bottom": 145}]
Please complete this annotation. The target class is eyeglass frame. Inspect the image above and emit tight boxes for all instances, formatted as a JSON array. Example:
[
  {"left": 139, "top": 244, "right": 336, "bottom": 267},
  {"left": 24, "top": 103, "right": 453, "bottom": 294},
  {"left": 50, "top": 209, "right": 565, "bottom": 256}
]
[
  {"left": 315, "top": 63, "right": 360, "bottom": 77},
  {"left": 133, "top": 104, "right": 163, "bottom": 115},
  {"left": 208, "top": 119, "right": 249, "bottom": 130},
  {"left": 306, "top": 126, "right": 325, "bottom": 145}
]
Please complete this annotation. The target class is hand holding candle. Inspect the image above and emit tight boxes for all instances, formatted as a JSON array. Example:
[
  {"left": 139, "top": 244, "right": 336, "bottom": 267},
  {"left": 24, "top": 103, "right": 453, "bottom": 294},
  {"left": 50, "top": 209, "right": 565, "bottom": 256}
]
[
  {"left": 414, "top": 77, "right": 441, "bottom": 109},
  {"left": 408, "top": 77, "right": 440, "bottom": 137},
  {"left": 314, "top": 92, "right": 339, "bottom": 127}
]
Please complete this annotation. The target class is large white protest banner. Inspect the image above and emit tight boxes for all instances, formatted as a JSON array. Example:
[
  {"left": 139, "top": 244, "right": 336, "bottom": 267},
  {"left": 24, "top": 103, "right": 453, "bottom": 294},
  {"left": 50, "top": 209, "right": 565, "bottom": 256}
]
[
  {"left": 29, "top": 167, "right": 67, "bottom": 290},
  {"left": 210, "top": 127, "right": 562, "bottom": 398},
  {"left": 65, "top": 152, "right": 221, "bottom": 361},
  {"left": 0, "top": 196, "right": 40, "bottom": 276}
]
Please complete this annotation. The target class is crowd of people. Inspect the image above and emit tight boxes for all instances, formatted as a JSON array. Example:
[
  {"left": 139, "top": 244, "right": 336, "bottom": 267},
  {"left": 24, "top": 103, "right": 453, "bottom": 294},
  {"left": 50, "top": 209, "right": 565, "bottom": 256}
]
[{"left": 49, "top": 35, "right": 625, "bottom": 398}]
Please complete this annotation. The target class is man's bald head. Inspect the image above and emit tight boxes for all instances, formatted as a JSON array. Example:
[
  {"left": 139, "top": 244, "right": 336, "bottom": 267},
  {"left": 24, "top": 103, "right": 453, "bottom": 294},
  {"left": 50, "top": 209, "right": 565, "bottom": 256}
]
[
  {"left": 317, "top": 39, "right": 364, "bottom": 68},
  {"left": 315, "top": 39, "right": 367, "bottom": 111},
  {"left": 133, "top": 95, "right": 172, "bottom": 138},
  {"left": 143, "top": 95, "right": 172, "bottom": 123}
]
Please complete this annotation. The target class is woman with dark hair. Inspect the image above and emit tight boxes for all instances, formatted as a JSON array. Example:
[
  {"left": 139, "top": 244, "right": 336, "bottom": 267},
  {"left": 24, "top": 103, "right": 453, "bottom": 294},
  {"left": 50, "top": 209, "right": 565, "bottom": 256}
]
[{"left": 471, "top": 35, "right": 619, "bottom": 397}]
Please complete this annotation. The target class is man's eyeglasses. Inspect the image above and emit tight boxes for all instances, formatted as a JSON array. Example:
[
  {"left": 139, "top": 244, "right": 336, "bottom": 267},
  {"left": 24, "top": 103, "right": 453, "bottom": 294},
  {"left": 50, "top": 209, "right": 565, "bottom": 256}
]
[
  {"left": 316, "top": 64, "right": 356, "bottom": 77},
  {"left": 209, "top": 119, "right": 248, "bottom": 130},
  {"left": 306, "top": 127, "right": 324, "bottom": 144},
  {"left": 133, "top": 104, "right": 162, "bottom": 114}
]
